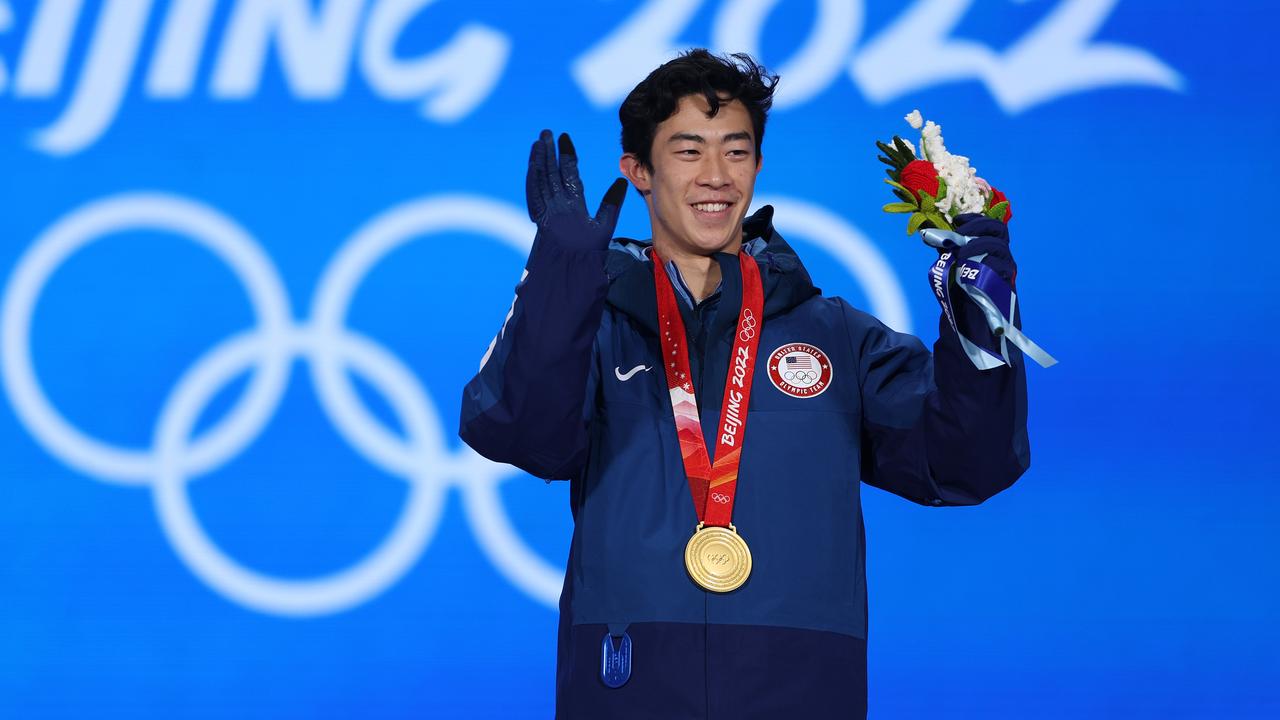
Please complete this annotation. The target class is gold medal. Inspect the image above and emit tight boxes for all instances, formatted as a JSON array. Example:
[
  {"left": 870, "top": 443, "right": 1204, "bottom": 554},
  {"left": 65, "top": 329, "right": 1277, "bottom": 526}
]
[{"left": 684, "top": 523, "right": 752, "bottom": 592}]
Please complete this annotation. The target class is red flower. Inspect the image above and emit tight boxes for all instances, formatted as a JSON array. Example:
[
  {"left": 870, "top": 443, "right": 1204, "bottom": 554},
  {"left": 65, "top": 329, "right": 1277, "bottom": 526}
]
[
  {"left": 899, "top": 160, "right": 939, "bottom": 200},
  {"left": 987, "top": 187, "right": 1013, "bottom": 223}
]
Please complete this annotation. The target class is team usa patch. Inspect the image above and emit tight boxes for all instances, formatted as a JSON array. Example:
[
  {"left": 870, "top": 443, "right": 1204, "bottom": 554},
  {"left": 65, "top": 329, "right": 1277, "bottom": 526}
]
[{"left": 767, "top": 343, "right": 833, "bottom": 398}]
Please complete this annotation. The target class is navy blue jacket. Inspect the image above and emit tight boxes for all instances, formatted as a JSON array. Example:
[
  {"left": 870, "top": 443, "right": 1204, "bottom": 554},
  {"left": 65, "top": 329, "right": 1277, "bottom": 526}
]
[{"left": 460, "top": 207, "right": 1030, "bottom": 718}]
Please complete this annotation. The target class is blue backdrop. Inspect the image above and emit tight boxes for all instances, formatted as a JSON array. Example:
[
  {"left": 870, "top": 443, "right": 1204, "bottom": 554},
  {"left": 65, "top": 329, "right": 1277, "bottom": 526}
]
[{"left": 2, "top": 1, "right": 1276, "bottom": 717}]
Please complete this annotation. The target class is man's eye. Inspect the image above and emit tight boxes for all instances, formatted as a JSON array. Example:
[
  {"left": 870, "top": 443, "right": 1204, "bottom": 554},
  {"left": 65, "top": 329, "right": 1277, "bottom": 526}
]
[
  {"left": 728, "top": 149, "right": 750, "bottom": 158},
  {"left": 677, "top": 149, "right": 699, "bottom": 156}
]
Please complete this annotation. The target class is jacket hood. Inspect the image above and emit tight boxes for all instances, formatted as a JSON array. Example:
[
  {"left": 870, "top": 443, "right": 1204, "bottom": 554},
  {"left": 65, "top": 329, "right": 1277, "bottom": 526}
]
[{"left": 604, "top": 205, "right": 821, "bottom": 336}]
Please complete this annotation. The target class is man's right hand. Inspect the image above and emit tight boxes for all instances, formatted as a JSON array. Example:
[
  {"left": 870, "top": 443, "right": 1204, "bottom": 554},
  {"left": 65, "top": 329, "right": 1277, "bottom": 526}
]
[{"left": 526, "top": 129, "right": 628, "bottom": 252}]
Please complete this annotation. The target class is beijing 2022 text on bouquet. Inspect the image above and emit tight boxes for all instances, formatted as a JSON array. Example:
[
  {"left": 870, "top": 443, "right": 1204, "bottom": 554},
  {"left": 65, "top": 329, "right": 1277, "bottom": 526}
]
[{"left": 877, "top": 110, "right": 1056, "bottom": 370}]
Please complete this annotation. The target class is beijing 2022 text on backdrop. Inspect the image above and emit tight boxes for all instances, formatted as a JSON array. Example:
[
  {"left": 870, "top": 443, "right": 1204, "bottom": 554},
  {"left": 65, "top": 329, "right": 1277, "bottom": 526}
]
[{"left": 1, "top": 1, "right": 1276, "bottom": 717}]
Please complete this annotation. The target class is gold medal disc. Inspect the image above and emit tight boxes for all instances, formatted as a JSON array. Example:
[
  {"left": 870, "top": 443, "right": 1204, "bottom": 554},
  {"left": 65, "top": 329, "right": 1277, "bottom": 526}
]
[{"left": 684, "top": 524, "right": 752, "bottom": 592}]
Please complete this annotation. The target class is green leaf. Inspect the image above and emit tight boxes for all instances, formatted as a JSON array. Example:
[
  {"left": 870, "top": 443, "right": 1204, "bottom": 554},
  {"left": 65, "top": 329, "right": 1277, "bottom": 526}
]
[
  {"left": 884, "top": 178, "right": 913, "bottom": 195},
  {"left": 885, "top": 139, "right": 910, "bottom": 165},
  {"left": 882, "top": 202, "right": 917, "bottom": 214},
  {"left": 877, "top": 154, "right": 898, "bottom": 168},
  {"left": 892, "top": 188, "right": 914, "bottom": 204},
  {"left": 875, "top": 140, "right": 899, "bottom": 162},
  {"left": 921, "top": 192, "right": 936, "bottom": 212},
  {"left": 925, "top": 211, "right": 952, "bottom": 231},
  {"left": 935, "top": 177, "right": 948, "bottom": 203},
  {"left": 892, "top": 136, "right": 918, "bottom": 161},
  {"left": 986, "top": 201, "right": 1009, "bottom": 220},
  {"left": 907, "top": 212, "right": 928, "bottom": 235}
]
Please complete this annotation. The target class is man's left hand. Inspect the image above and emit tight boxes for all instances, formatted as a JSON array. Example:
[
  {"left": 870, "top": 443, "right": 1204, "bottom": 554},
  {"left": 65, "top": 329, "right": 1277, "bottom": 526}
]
[{"left": 949, "top": 213, "right": 1016, "bottom": 289}]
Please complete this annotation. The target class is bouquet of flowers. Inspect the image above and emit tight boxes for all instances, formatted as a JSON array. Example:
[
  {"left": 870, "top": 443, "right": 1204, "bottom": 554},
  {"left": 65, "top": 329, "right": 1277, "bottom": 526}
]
[
  {"left": 875, "top": 110, "right": 1057, "bottom": 370},
  {"left": 878, "top": 109, "right": 1011, "bottom": 234}
]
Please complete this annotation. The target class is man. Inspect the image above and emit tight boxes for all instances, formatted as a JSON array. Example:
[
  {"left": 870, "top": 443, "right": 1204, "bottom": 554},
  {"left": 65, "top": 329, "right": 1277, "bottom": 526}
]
[{"left": 460, "top": 50, "right": 1028, "bottom": 718}]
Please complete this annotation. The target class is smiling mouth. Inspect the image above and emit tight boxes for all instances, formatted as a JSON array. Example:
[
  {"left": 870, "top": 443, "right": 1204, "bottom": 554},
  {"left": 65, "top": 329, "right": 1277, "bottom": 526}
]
[{"left": 692, "top": 202, "right": 732, "bottom": 213}]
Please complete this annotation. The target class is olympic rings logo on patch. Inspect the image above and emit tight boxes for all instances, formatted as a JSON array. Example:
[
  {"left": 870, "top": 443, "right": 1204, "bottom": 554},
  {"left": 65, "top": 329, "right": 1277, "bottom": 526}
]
[
  {"left": 785, "top": 370, "right": 817, "bottom": 383},
  {"left": 710, "top": 492, "right": 731, "bottom": 504}
]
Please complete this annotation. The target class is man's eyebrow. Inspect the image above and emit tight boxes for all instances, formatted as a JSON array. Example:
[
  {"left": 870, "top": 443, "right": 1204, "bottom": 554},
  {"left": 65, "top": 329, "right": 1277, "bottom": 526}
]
[{"left": 665, "top": 131, "right": 754, "bottom": 144}]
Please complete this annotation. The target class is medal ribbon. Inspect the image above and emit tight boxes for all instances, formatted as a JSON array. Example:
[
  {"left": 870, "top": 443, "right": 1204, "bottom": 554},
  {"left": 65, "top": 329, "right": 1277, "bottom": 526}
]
[{"left": 652, "top": 250, "right": 764, "bottom": 527}]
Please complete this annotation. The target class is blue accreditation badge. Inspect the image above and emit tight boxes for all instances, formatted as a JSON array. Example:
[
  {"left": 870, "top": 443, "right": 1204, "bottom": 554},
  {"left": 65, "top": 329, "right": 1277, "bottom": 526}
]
[{"left": 599, "top": 629, "right": 632, "bottom": 688}]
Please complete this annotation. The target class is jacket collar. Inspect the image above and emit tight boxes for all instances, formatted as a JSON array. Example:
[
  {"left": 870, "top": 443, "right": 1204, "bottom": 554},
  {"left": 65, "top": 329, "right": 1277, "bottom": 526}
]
[{"left": 604, "top": 205, "right": 821, "bottom": 336}]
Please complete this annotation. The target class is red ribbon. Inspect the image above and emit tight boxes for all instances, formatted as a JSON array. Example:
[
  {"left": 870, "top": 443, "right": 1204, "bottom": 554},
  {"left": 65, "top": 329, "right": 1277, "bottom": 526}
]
[{"left": 652, "top": 250, "right": 764, "bottom": 527}]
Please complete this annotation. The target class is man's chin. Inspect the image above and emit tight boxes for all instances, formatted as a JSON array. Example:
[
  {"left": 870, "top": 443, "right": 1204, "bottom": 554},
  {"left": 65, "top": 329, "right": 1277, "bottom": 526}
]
[{"left": 687, "top": 233, "right": 743, "bottom": 256}]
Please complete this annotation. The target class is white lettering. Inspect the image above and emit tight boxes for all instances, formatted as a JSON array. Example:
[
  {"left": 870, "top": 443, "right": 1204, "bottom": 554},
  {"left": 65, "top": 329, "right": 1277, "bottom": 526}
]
[
  {"left": 993, "top": 0, "right": 1183, "bottom": 111},
  {"left": 361, "top": 0, "right": 511, "bottom": 122},
  {"left": 14, "top": 0, "right": 82, "bottom": 96},
  {"left": 147, "top": 0, "right": 219, "bottom": 98},
  {"left": 0, "top": 1, "right": 13, "bottom": 91},
  {"left": 571, "top": 0, "right": 702, "bottom": 106},
  {"left": 0, "top": 0, "right": 1179, "bottom": 156},
  {"left": 576, "top": 0, "right": 1180, "bottom": 114},
  {"left": 720, "top": 388, "right": 745, "bottom": 446},
  {"left": 33, "top": 0, "right": 153, "bottom": 156},
  {"left": 711, "top": 0, "right": 861, "bottom": 109},
  {"left": 213, "top": 0, "right": 365, "bottom": 99},
  {"left": 731, "top": 346, "right": 749, "bottom": 388},
  {"left": 851, "top": 0, "right": 1181, "bottom": 113}
]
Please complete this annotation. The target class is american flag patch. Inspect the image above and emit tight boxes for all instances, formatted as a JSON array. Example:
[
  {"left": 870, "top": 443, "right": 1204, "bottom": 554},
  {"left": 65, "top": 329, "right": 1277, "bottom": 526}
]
[{"left": 785, "top": 355, "right": 813, "bottom": 369}]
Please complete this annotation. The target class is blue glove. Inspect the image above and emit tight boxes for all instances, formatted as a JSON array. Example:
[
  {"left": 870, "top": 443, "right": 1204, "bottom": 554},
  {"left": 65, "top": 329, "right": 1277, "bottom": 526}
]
[
  {"left": 948, "top": 213, "right": 1016, "bottom": 289},
  {"left": 922, "top": 214, "right": 1056, "bottom": 367},
  {"left": 526, "top": 129, "right": 628, "bottom": 252}
]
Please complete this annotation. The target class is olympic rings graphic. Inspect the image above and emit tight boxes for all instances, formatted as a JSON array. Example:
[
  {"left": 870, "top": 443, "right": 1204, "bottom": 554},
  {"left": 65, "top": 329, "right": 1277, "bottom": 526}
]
[
  {"left": 783, "top": 370, "right": 818, "bottom": 384},
  {"left": 1, "top": 192, "right": 561, "bottom": 616},
  {"left": 3, "top": 192, "right": 907, "bottom": 618},
  {"left": 737, "top": 308, "right": 758, "bottom": 342}
]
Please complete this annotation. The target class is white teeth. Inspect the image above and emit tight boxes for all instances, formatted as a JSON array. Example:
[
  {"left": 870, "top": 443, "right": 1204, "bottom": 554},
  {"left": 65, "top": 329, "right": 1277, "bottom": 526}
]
[{"left": 693, "top": 203, "right": 729, "bottom": 212}]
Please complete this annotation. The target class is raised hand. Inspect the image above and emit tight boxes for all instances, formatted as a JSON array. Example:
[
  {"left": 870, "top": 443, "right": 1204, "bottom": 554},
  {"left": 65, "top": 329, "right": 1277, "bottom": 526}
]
[
  {"left": 526, "top": 129, "right": 628, "bottom": 252},
  {"left": 950, "top": 213, "right": 1016, "bottom": 289}
]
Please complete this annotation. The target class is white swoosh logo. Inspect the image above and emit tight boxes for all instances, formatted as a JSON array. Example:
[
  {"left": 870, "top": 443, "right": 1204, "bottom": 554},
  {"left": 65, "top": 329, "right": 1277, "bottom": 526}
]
[{"left": 614, "top": 364, "right": 652, "bottom": 381}]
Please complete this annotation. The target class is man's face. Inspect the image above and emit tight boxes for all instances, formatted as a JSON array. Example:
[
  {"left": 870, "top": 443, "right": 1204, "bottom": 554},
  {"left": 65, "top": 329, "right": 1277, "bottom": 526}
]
[{"left": 622, "top": 95, "right": 762, "bottom": 258}]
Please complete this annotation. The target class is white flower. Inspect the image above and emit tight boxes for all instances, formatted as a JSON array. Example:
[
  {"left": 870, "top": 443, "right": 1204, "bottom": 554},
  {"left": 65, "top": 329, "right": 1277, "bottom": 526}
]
[
  {"left": 911, "top": 114, "right": 987, "bottom": 221},
  {"left": 905, "top": 109, "right": 923, "bottom": 129}
]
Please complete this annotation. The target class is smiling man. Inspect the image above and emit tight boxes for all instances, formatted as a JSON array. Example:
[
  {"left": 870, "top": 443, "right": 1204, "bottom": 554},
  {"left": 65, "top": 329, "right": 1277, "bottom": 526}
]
[{"left": 460, "top": 50, "right": 1030, "bottom": 719}]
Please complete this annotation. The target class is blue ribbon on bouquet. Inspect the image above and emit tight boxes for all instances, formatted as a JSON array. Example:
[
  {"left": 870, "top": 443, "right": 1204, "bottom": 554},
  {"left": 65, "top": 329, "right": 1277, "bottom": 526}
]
[{"left": 921, "top": 228, "right": 1057, "bottom": 370}]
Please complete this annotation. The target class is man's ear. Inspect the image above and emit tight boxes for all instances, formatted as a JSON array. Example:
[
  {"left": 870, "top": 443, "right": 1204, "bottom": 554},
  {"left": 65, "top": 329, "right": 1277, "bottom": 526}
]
[{"left": 619, "top": 154, "right": 651, "bottom": 196}]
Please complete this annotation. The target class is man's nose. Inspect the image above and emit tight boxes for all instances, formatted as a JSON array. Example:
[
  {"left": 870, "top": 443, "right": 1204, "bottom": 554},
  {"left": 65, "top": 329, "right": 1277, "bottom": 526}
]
[{"left": 697, "top": 155, "right": 731, "bottom": 188}]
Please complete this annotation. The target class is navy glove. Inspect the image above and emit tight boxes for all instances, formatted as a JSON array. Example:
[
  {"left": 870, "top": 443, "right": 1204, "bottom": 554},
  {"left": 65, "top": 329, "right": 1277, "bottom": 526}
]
[
  {"left": 949, "top": 213, "right": 1016, "bottom": 289},
  {"left": 526, "top": 129, "right": 628, "bottom": 252}
]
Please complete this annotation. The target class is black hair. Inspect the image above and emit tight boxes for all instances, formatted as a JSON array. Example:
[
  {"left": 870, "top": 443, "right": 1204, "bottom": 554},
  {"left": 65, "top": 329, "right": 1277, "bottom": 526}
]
[{"left": 619, "top": 49, "right": 779, "bottom": 170}]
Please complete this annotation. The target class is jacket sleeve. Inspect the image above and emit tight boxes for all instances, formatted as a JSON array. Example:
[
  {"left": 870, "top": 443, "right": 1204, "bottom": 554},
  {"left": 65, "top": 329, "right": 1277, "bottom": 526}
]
[
  {"left": 458, "top": 236, "right": 608, "bottom": 480},
  {"left": 843, "top": 299, "right": 1030, "bottom": 506}
]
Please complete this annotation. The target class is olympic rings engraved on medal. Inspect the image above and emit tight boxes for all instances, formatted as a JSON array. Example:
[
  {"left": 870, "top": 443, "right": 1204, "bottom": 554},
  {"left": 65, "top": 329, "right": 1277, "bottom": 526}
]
[
  {"left": 1, "top": 192, "right": 565, "bottom": 615},
  {"left": 710, "top": 492, "right": 731, "bottom": 504}
]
